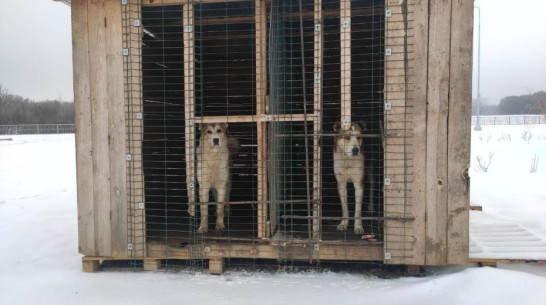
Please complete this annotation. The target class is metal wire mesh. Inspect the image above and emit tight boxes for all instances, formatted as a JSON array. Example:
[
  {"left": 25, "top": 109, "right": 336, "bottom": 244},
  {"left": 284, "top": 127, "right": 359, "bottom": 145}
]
[{"left": 122, "top": 0, "right": 413, "bottom": 272}]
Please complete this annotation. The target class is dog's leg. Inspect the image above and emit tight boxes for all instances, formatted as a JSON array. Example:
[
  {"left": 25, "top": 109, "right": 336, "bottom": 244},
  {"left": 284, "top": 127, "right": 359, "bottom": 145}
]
[
  {"left": 215, "top": 186, "right": 227, "bottom": 231},
  {"left": 337, "top": 181, "right": 349, "bottom": 231},
  {"left": 198, "top": 185, "right": 210, "bottom": 233},
  {"left": 354, "top": 181, "right": 364, "bottom": 234}
]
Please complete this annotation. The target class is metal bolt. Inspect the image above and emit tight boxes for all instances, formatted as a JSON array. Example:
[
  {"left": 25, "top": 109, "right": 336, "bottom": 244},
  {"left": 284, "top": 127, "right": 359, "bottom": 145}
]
[
  {"left": 122, "top": 0, "right": 128, "bottom": 5},
  {"left": 385, "top": 48, "right": 392, "bottom": 56},
  {"left": 385, "top": 178, "right": 391, "bottom": 186},
  {"left": 384, "top": 252, "right": 391, "bottom": 260},
  {"left": 314, "top": 77, "right": 321, "bottom": 84},
  {"left": 126, "top": 154, "right": 132, "bottom": 161},
  {"left": 314, "top": 244, "right": 320, "bottom": 251},
  {"left": 385, "top": 9, "right": 392, "bottom": 17},
  {"left": 185, "top": 25, "right": 193, "bottom": 33},
  {"left": 265, "top": 115, "right": 273, "bottom": 121},
  {"left": 128, "top": 243, "right": 134, "bottom": 250},
  {"left": 138, "top": 202, "right": 145, "bottom": 210},
  {"left": 385, "top": 103, "right": 392, "bottom": 111},
  {"left": 342, "top": 119, "right": 350, "bottom": 127},
  {"left": 314, "top": 24, "right": 321, "bottom": 31},
  {"left": 134, "top": 19, "right": 141, "bottom": 27},
  {"left": 189, "top": 182, "right": 195, "bottom": 189},
  {"left": 136, "top": 112, "right": 143, "bottom": 120},
  {"left": 342, "top": 19, "right": 350, "bottom": 28},
  {"left": 123, "top": 48, "right": 129, "bottom": 56}
]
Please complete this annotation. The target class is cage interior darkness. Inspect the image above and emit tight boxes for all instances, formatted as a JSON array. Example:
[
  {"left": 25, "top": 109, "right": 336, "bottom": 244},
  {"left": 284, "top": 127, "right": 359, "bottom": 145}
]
[{"left": 140, "top": 0, "right": 385, "bottom": 261}]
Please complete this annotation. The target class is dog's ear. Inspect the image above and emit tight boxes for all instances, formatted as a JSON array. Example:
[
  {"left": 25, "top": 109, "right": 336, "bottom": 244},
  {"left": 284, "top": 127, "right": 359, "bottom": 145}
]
[
  {"left": 333, "top": 122, "right": 341, "bottom": 133},
  {"left": 352, "top": 122, "right": 366, "bottom": 132}
]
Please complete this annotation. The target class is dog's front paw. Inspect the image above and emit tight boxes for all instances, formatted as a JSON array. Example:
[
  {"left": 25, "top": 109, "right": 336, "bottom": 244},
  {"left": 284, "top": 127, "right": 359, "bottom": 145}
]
[
  {"left": 337, "top": 222, "right": 348, "bottom": 231},
  {"left": 215, "top": 223, "right": 225, "bottom": 231},
  {"left": 354, "top": 225, "right": 364, "bottom": 235},
  {"left": 188, "top": 205, "right": 195, "bottom": 217},
  {"left": 197, "top": 225, "right": 208, "bottom": 233}
]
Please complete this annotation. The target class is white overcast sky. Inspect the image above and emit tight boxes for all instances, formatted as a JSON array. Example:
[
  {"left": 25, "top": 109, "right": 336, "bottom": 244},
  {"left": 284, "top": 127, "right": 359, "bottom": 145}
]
[{"left": 0, "top": 0, "right": 545, "bottom": 104}]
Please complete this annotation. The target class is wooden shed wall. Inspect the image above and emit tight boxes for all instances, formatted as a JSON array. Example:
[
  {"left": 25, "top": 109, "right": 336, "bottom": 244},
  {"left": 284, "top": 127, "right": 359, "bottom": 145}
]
[{"left": 71, "top": 0, "right": 473, "bottom": 264}]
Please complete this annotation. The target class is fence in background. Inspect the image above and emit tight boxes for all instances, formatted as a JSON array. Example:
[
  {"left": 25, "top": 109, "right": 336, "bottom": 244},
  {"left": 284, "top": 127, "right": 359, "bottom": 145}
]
[
  {"left": 472, "top": 115, "right": 545, "bottom": 126},
  {"left": 0, "top": 124, "right": 75, "bottom": 135}
]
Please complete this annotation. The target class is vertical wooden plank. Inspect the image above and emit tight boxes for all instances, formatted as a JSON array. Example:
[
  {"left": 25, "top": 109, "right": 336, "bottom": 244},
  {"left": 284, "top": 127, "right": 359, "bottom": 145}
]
[
  {"left": 183, "top": 3, "right": 196, "bottom": 220},
  {"left": 312, "top": 0, "right": 322, "bottom": 238},
  {"left": 124, "top": 0, "right": 145, "bottom": 258},
  {"left": 105, "top": 0, "right": 128, "bottom": 258},
  {"left": 383, "top": 0, "right": 411, "bottom": 265},
  {"left": 340, "top": 0, "right": 351, "bottom": 127},
  {"left": 88, "top": 0, "right": 112, "bottom": 257},
  {"left": 425, "top": 0, "right": 452, "bottom": 265},
  {"left": 407, "top": 0, "right": 429, "bottom": 266},
  {"left": 447, "top": 0, "right": 473, "bottom": 264},
  {"left": 256, "top": 0, "right": 268, "bottom": 238},
  {"left": 72, "top": 0, "right": 96, "bottom": 256}
]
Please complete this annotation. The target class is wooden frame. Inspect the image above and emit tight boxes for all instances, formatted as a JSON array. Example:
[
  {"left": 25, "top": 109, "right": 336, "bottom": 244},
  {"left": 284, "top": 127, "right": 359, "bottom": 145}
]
[{"left": 70, "top": 0, "right": 473, "bottom": 270}]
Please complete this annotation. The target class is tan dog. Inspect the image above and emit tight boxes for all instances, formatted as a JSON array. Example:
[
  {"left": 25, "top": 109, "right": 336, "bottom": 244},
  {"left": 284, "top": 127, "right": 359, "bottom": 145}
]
[
  {"left": 195, "top": 123, "right": 238, "bottom": 233},
  {"left": 333, "top": 122, "right": 365, "bottom": 234}
]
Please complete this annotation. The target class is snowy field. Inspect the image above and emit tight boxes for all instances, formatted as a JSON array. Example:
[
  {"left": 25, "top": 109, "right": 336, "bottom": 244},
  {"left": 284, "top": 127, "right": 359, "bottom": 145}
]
[{"left": 1, "top": 126, "right": 546, "bottom": 305}]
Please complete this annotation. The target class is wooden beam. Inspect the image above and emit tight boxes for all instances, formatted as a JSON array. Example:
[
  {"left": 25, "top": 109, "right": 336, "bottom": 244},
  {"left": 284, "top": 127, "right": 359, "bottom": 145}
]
[
  {"left": 312, "top": 0, "right": 323, "bottom": 239},
  {"left": 446, "top": 0, "right": 473, "bottom": 265},
  {"left": 255, "top": 0, "right": 268, "bottom": 238},
  {"left": 425, "top": 0, "right": 452, "bottom": 265},
  {"left": 195, "top": 113, "right": 313, "bottom": 124},
  {"left": 183, "top": 3, "right": 197, "bottom": 220},
  {"left": 340, "top": 0, "right": 351, "bottom": 127},
  {"left": 142, "top": 0, "right": 249, "bottom": 6},
  {"left": 88, "top": 0, "right": 112, "bottom": 257},
  {"left": 72, "top": 0, "right": 95, "bottom": 256}
]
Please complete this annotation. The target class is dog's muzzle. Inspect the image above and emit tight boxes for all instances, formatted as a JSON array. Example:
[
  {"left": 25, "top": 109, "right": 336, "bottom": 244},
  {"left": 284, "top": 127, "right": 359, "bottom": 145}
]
[
  {"left": 213, "top": 138, "right": 220, "bottom": 146},
  {"left": 351, "top": 147, "right": 360, "bottom": 156}
]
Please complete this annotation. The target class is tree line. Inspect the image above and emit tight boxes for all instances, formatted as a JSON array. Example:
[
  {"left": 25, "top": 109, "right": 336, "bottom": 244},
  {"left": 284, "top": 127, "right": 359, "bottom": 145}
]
[
  {"left": 473, "top": 91, "right": 546, "bottom": 116},
  {"left": 0, "top": 84, "right": 74, "bottom": 125}
]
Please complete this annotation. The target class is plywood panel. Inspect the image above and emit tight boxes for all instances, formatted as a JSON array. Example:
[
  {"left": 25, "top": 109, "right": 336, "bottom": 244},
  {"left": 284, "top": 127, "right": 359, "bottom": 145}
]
[
  {"left": 447, "top": 0, "right": 473, "bottom": 264},
  {"left": 88, "top": 0, "right": 112, "bottom": 257},
  {"left": 72, "top": 0, "right": 96, "bottom": 256},
  {"left": 425, "top": 0, "right": 452, "bottom": 265},
  {"left": 105, "top": 0, "right": 128, "bottom": 258}
]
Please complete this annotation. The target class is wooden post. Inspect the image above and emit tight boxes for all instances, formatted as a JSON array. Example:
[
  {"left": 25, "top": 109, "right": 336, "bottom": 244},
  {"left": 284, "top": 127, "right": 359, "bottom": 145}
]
[
  {"left": 208, "top": 258, "right": 225, "bottom": 274},
  {"left": 446, "top": 0, "right": 473, "bottom": 264},
  {"left": 312, "top": 0, "right": 323, "bottom": 239},
  {"left": 124, "top": 0, "right": 146, "bottom": 258},
  {"left": 183, "top": 3, "right": 197, "bottom": 220},
  {"left": 425, "top": 0, "right": 452, "bottom": 266},
  {"left": 72, "top": 0, "right": 95, "bottom": 256},
  {"left": 340, "top": 0, "right": 351, "bottom": 128},
  {"left": 82, "top": 257, "right": 100, "bottom": 273},
  {"left": 256, "top": 0, "right": 268, "bottom": 238}
]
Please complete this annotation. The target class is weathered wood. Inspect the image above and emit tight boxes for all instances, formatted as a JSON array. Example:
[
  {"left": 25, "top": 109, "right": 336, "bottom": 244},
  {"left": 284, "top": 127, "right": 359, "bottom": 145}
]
[
  {"left": 183, "top": 3, "right": 197, "bottom": 220},
  {"left": 407, "top": 0, "right": 429, "bottom": 266},
  {"left": 470, "top": 205, "right": 482, "bottom": 211},
  {"left": 340, "top": 0, "right": 351, "bottom": 127},
  {"left": 312, "top": 0, "right": 323, "bottom": 239},
  {"left": 195, "top": 113, "right": 312, "bottom": 124},
  {"left": 208, "top": 258, "right": 225, "bottom": 274},
  {"left": 383, "top": 0, "right": 412, "bottom": 265},
  {"left": 105, "top": 0, "right": 128, "bottom": 258},
  {"left": 82, "top": 257, "right": 100, "bottom": 273},
  {"left": 72, "top": 0, "right": 96, "bottom": 256},
  {"left": 125, "top": 0, "right": 146, "bottom": 258},
  {"left": 447, "top": 0, "right": 473, "bottom": 265},
  {"left": 256, "top": 0, "right": 268, "bottom": 238},
  {"left": 142, "top": 0, "right": 248, "bottom": 6},
  {"left": 143, "top": 258, "right": 161, "bottom": 271},
  {"left": 88, "top": 0, "right": 112, "bottom": 257},
  {"left": 425, "top": 0, "right": 452, "bottom": 266}
]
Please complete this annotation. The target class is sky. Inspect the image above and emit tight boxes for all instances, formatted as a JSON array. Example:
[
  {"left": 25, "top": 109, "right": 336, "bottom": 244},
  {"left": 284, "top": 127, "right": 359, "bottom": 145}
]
[{"left": 0, "top": 0, "right": 545, "bottom": 104}]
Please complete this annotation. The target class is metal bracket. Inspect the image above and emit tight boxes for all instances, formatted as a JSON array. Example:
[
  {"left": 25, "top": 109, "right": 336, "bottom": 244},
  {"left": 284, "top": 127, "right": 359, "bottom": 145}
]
[
  {"left": 134, "top": 19, "right": 141, "bottom": 27},
  {"left": 314, "top": 24, "right": 321, "bottom": 32},
  {"left": 342, "top": 19, "right": 350, "bottom": 28},
  {"left": 342, "top": 119, "right": 350, "bottom": 127},
  {"left": 126, "top": 154, "right": 132, "bottom": 161},
  {"left": 385, "top": 103, "right": 392, "bottom": 111},
  {"left": 385, "top": 9, "right": 392, "bottom": 17},
  {"left": 314, "top": 77, "right": 321, "bottom": 84},
  {"left": 384, "top": 178, "right": 391, "bottom": 186},
  {"left": 136, "top": 112, "right": 143, "bottom": 120},
  {"left": 385, "top": 48, "right": 392, "bottom": 56},
  {"left": 138, "top": 202, "right": 145, "bottom": 210},
  {"left": 264, "top": 115, "right": 273, "bottom": 121},
  {"left": 128, "top": 243, "right": 134, "bottom": 250},
  {"left": 123, "top": 48, "right": 129, "bottom": 56},
  {"left": 314, "top": 244, "right": 320, "bottom": 251},
  {"left": 185, "top": 25, "right": 193, "bottom": 33},
  {"left": 384, "top": 252, "right": 391, "bottom": 260},
  {"left": 189, "top": 182, "right": 195, "bottom": 189},
  {"left": 121, "top": 0, "right": 128, "bottom": 5}
]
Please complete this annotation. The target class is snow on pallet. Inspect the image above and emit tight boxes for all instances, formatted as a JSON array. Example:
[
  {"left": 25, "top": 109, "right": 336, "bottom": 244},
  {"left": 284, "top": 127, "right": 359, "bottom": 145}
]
[{"left": 469, "top": 211, "right": 546, "bottom": 265}]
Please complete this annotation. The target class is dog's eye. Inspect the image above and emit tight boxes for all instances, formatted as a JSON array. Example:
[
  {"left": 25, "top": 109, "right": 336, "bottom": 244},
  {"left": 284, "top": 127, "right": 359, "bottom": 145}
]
[
  {"left": 217, "top": 129, "right": 222, "bottom": 133},
  {"left": 207, "top": 130, "right": 212, "bottom": 134}
]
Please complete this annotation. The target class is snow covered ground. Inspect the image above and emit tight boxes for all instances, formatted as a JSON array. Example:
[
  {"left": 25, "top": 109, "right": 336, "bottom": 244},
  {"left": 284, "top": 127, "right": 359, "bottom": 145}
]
[{"left": 1, "top": 127, "right": 545, "bottom": 305}]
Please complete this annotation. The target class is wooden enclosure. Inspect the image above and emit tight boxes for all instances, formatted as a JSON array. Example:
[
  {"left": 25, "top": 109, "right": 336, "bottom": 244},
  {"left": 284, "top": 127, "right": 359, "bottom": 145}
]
[{"left": 67, "top": 0, "right": 473, "bottom": 272}]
